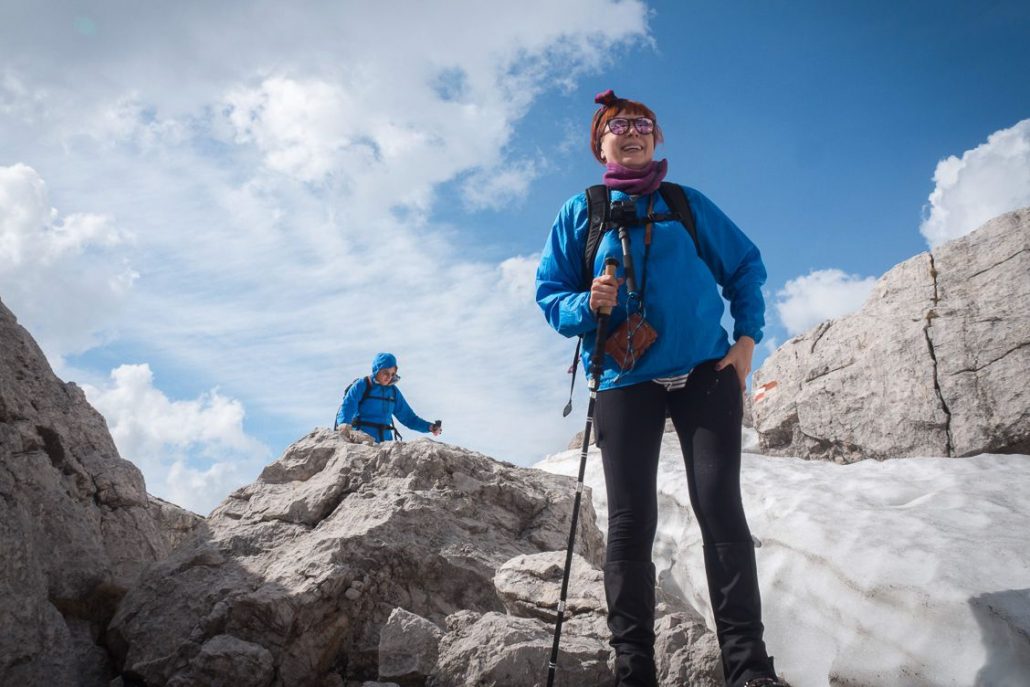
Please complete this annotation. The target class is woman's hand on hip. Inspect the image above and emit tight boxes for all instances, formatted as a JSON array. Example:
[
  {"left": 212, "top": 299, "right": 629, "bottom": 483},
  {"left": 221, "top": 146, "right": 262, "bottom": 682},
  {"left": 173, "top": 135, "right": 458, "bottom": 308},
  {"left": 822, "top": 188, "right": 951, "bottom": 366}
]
[
  {"left": 589, "top": 274, "right": 623, "bottom": 312},
  {"left": 715, "top": 336, "right": 755, "bottom": 391}
]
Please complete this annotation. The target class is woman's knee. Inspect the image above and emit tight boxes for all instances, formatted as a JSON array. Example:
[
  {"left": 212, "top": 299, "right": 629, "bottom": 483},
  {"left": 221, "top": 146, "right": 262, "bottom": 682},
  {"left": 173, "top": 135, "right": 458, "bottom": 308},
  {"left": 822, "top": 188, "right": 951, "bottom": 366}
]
[{"left": 606, "top": 510, "right": 658, "bottom": 561}]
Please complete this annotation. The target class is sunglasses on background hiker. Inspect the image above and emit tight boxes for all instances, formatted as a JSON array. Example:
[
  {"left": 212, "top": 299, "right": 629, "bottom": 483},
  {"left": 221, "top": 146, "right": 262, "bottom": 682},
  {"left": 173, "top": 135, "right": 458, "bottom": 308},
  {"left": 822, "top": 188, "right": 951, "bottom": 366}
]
[{"left": 606, "top": 117, "right": 655, "bottom": 135}]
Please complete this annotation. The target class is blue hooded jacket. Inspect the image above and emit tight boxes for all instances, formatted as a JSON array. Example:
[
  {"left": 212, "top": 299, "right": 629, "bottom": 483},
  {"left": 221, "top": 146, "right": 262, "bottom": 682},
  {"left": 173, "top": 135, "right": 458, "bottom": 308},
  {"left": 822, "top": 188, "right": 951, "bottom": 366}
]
[
  {"left": 336, "top": 353, "right": 433, "bottom": 441},
  {"left": 535, "top": 185, "right": 766, "bottom": 390}
]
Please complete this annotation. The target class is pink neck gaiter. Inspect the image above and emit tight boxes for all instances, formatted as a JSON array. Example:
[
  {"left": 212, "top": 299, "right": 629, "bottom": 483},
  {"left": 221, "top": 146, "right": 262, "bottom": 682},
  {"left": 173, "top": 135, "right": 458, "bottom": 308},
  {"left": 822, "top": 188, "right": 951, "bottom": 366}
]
[{"left": 602, "top": 159, "right": 668, "bottom": 195}]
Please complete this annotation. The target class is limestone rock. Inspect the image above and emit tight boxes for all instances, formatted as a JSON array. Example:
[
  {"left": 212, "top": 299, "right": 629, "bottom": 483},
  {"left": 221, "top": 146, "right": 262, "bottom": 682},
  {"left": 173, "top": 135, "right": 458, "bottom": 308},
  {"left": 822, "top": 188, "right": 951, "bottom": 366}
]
[
  {"left": 928, "top": 209, "right": 1030, "bottom": 456},
  {"left": 435, "top": 550, "right": 722, "bottom": 686},
  {"left": 654, "top": 612, "right": 724, "bottom": 686},
  {"left": 494, "top": 551, "right": 605, "bottom": 622},
  {"left": 168, "top": 634, "right": 275, "bottom": 687},
  {"left": 753, "top": 208, "right": 1030, "bottom": 461},
  {"left": 0, "top": 298, "right": 203, "bottom": 686},
  {"left": 377, "top": 608, "right": 442, "bottom": 686},
  {"left": 108, "top": 433, "right": 606, "bottom": 685},
  {"left": 431, "top": 611, "right": 610, "bottom": 687},
  {"left": 430, "top": 552, "right": 721, "bottom": 687}
]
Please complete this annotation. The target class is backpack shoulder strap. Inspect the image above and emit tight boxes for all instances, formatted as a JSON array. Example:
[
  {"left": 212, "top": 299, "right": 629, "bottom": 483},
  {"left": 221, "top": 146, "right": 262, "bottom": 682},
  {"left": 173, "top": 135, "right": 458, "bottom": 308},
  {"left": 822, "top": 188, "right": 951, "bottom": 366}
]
[
  {"left": 336, "top": 376, "right": 366, "bottom": 430},
  {"left": 658, "top": 182, "right": 701, "bottom": 258},
  {"left": 583, "top": 185, "right": 610, "bottom": 289},
  {"left": 352, "top": 376, "right": 376, "bottom": 427}
]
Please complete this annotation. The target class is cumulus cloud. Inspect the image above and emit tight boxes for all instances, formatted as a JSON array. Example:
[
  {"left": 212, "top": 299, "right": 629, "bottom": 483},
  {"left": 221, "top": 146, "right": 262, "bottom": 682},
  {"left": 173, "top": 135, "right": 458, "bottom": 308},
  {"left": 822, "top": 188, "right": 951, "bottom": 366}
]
[
  {"left": 0, "top": 0, "right": 650, "bottom": 487},
  {"left": 920, "top": 119, "right": 1030, "bottom": 248},
  {"left": 775, "top": 268, "right": 877, "bottom": 336},
  {"left": 83, "top": 363, "right": 270, "bottom": 514},
  {"left": 0, "top": 163, "right": 136, "bottom": 362},
  {"left": 224, "top": 77, "right": 359, "bottom": 183}
]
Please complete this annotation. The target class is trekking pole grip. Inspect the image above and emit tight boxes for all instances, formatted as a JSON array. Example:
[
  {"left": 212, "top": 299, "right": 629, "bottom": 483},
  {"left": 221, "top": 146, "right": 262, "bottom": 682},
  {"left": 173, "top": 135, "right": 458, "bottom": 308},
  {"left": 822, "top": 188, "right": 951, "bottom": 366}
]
[
  {"left": 598, "top": 257, "right": 619, "bottom": 317},
  {"left": 589, "top": 257, "right": 619, "bottom": 386}
]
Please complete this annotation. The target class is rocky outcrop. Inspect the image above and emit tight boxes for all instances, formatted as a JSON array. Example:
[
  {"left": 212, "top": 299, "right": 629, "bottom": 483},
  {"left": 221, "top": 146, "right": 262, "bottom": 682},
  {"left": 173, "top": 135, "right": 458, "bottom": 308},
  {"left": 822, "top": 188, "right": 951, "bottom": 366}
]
[
  {"left": 753, "top": 208, "right": 1030, "bottom": 461},
  {"left": 107, "top": 431, "right": 609, "bottom": 685},
  {"left": 430, "top": 551, "right": 721, "bottom": 687},
  {"left": 2, "top": 296, "right": 721, "bottom": 685},
  {"left": 0, "top": 298, "right": 203, "bottom": 686}
]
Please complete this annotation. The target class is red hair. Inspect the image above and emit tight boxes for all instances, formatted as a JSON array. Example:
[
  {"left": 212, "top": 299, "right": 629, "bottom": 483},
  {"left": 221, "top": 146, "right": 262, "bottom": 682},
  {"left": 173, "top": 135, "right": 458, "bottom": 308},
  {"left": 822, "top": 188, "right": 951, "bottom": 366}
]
[{"left": 590, "top": 90, "right": 663, "bottom": 164}]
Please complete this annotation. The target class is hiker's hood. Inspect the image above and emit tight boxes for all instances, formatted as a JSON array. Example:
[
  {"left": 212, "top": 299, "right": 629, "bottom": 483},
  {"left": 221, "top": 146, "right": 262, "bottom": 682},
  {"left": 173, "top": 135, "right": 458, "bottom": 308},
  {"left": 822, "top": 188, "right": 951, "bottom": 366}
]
[{"left": 371, "top": 352, "right": 397, "bottom": 375}]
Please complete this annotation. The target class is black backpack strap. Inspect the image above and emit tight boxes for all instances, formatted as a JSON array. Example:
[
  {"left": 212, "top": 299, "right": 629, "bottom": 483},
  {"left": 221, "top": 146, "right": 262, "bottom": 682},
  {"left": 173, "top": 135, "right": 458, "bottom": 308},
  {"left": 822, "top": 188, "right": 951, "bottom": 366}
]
[
  {"left": 336, "top": 376, "right": 364, "bottom": 430},
  {"left": 353, "top": 376, "right": 375, "bottom": 427},
  {"left": 583, "top": 185, "right": 610, "bottom": 289},
  {"left": 561, "top": 185, "right": 610, "bottom": 417},
  {"left": 657, "top": 182, "right": 701, "bottom": 258}
]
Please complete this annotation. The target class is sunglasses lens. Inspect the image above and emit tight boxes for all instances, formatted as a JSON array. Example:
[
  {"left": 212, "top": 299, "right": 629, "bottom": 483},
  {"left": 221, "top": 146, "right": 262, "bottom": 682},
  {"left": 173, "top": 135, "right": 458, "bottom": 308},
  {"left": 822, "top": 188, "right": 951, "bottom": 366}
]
[
  {"left": 608, "top": 118, "right": 629, "bottom": 135},
  {"left": 634, "top": 118, "right": 654, "bottom": 134}
]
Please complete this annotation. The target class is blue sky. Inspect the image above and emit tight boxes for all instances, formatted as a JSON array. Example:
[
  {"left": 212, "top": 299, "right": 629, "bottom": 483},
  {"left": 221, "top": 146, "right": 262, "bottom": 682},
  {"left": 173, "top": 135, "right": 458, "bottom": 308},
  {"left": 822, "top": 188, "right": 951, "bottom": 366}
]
[{"left": 1, "top": 1, "right": 1028, "bottom": 513}]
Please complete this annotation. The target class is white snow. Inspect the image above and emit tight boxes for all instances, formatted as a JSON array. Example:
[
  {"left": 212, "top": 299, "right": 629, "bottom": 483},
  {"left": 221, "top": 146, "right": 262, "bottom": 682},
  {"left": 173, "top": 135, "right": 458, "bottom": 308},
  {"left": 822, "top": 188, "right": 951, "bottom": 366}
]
[{"left": 534, "top": 430, "right": 1030, "bottom": 686}]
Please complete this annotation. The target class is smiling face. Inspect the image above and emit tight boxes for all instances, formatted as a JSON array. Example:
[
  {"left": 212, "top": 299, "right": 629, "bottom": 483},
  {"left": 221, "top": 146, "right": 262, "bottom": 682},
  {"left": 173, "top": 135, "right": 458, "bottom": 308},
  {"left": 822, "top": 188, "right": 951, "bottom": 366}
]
[
  {"left": 598, "top": 109, "right": 656, "bottom": 169},
  {"left": 375, "top": 366, "right": 397, "bottom": 385}
]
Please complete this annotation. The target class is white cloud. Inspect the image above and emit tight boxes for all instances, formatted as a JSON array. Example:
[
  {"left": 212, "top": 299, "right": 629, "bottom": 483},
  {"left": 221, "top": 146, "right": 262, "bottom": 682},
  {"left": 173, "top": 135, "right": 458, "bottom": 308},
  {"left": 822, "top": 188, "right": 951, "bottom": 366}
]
[
  {"left": 462, "top": 160, "right": 541, "bottom": 211},
  {"left": 0, "top": 1, "right": 651, "bottom": 493},
  {"left": 0, "top": 163, "right": 137, "bottom": 362},
  {"left": 775, "top": 268, "right": 877, "bottom": 336},
  {"left": 83, "top": 364, "right": 270, "bottom": 515},
  {"left": 498, "top": 254, "right": 541, "bottom": 299},
  {"left": 920, "top": 119, "right": 1030, "bottom": 248},
  {"left": 224, "top": 77, "right": 359, "bottom": 183}
]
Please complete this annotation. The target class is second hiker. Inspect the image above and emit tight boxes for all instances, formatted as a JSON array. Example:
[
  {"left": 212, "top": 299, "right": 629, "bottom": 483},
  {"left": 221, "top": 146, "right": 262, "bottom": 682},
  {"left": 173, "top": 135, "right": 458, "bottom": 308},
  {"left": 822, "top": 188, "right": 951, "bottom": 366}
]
[{"left": 335, "top": 352, "right": 441, "bottom": 443}]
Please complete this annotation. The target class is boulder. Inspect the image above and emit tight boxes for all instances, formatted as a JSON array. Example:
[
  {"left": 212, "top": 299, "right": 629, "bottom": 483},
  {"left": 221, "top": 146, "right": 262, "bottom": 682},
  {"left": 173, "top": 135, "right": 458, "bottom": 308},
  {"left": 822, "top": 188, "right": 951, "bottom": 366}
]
[
  {"left": 431, "top": 610, "right": 610, "bottom": 687},
  {"left": 108, "top": 432, "right": 606, "bottom": 685},
  {"left": 434, "top": 550, "right": 722, "bottom": 687},
  {"left": 377, "top": 608, "right": 442, "bottom": 686},
  {"left": 494, "top": 552, "right": 605, "bottom": 622},
  {"left": 753, "top": 207, "right": 1030, "bottom": 461},
  {"left": 0, "top": 298, "right": 202, "bottom": 686}
]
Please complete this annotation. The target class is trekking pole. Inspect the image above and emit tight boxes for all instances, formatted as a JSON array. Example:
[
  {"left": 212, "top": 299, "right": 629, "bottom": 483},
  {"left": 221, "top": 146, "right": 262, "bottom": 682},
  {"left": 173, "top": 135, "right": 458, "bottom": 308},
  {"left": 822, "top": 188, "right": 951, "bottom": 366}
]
[
  {"left": 616, "top": 225, "right": 638, "bottom": 300},
  {"left": 547, "top": 257, "right": 619, "bottom": 687}
]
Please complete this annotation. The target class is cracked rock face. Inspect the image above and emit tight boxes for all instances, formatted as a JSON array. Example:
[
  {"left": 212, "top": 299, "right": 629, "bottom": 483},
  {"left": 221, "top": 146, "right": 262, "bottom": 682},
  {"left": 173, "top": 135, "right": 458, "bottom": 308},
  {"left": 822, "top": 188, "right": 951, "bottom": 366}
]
[
  {"left": 431, "top": 550, "right": 721, "bottom": 687},
  {"left": 753, "top": 207, "right": 1030, "bottom": 461},
  {"left": 0, "top": 299, "right": 203, "bottom": 686},
  {"left": 107, "top": 431, "right": 606, "bottom": 685}
]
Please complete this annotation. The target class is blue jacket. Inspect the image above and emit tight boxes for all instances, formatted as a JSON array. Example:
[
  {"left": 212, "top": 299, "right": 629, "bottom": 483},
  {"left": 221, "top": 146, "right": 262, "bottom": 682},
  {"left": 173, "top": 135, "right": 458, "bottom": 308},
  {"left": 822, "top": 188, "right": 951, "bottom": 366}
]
[
  {"left": 336, "top": 377, "right": 433, "bottom": 442},
  {"left": 535, "top": 184, "right": 766, "bottom": 391}
]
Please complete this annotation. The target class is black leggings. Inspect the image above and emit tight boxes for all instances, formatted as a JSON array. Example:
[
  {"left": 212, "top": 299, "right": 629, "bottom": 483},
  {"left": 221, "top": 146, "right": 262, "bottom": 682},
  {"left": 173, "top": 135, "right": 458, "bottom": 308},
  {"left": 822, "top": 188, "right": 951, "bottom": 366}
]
[{"left": 596, "top": 359, "right": 752, "bottom": 562}]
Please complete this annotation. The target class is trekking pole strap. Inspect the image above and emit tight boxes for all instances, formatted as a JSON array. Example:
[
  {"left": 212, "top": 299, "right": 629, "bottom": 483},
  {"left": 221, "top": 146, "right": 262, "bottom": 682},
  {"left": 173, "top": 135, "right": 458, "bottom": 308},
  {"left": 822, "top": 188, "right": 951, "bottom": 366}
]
[{"left": 589, "top": 258, "right": 619, "bottom": 381}]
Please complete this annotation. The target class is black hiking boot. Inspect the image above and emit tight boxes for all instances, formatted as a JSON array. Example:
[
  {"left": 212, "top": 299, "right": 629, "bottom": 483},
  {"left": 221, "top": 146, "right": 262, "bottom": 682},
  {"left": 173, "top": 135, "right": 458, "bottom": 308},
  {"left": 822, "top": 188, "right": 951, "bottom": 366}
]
[
  {"left": 604, "top": 560, "right": 658, "bottom": 687},
  {"left": 743, "top": 658, "right": 791, "bottom": 687}
]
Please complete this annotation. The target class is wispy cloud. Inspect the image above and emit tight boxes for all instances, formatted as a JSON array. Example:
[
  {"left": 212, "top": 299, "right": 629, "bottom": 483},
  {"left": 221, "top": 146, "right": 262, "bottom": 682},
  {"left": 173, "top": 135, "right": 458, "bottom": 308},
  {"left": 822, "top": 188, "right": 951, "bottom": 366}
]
[
  {"left": 774, "top": 268, "right": 876, "bottom": 337},
  {"left": 920, "top": 118, "right": 1030, "bottom": 248},
  {"left": 0, "top": 1, "right": 649, "bottom": 507},
  {"left": 461, "top": 160, "right": 542, "bottom": 211}
]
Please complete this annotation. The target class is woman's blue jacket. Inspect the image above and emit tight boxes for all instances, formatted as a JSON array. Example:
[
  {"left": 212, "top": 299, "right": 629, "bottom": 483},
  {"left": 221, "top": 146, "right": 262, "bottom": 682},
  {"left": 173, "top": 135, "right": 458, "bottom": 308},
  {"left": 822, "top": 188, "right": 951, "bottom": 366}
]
[
  {"left": 535, "top": 184, "right": 766, "bottom": 390},
  {"left": 336, "top": 378, "right": 432, "bottom": 442}
]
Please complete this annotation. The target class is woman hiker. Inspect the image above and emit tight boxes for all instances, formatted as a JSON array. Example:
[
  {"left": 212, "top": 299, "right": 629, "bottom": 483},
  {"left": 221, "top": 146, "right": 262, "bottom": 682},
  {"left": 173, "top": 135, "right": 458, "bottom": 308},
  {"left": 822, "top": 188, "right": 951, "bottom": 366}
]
[
  {"left": 336, "top": 352, "right": 441, "bottom": 443},
  {"left": 535, "top": 90, "right": 786, "bottom": 687}
]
